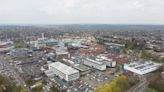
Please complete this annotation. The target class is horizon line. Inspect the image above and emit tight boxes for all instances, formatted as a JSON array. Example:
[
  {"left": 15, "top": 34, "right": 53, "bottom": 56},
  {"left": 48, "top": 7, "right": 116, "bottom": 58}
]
[{"left": 0, "top": 23, "right": 164, "bottom": 26}]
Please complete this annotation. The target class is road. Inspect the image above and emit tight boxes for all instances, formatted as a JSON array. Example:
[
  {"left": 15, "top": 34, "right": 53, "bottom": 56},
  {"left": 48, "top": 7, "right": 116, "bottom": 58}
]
[
  {"left": 0, "top": 55, "right": 31, "bottom": 92},
  {"left": 126, "top": 78, "right": 148, "bottom": 92}
]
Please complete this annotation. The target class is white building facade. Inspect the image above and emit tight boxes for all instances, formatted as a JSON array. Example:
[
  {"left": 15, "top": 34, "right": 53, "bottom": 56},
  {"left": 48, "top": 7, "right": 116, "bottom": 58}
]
[
  {"left": 84, "top": 58, "right": 106, "bottom": 71},
  {"left": 48, "top": 62, "right": 80, "bottom": 81},
  {"left": 96, "top": 55, "right": 116, "bottom": 68},
  {"left": 0, "top": 41, "right": 14, "bottom": 52}
]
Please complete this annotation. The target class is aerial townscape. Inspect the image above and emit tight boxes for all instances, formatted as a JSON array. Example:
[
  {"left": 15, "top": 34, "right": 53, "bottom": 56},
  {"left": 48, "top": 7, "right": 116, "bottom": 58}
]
[
  {"left": 1, "top": 0, "right": 164, "bottom": 91},
  {"left": 0, "top": 25, "right": 164, "bottom": 92}
]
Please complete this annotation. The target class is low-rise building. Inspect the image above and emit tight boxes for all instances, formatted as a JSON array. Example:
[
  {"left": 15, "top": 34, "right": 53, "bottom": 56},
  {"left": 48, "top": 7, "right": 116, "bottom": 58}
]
[
  {"left": 105, "top": 42, "right": 125, "bottom": 55},
  {"left": 53, "top": 46, "right": 68, "bottom": 59},
  {"left": 48, "top": 62, "right": 80, "bottom": 81},
  {"left": 10, "top": 48, "right": 32, "bottom": 58},
  {"left": 84, "top": 57, "right": 106, "bottom": 71},
  {"left": 124, "top": 61, "right": 161, "bottom": 75},
  {"left": 96, "top": 55, "right": 116, "bottom": 68},
  {"left": 73, "top": 64, "right": 91, "bottom": 75},
  {"left": 0, "top": 41, "right": 14, "bottom": 52}
]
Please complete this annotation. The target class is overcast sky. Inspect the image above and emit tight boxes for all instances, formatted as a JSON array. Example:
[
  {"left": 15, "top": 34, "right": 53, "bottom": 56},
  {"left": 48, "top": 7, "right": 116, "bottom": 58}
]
[{"left": 0, "top": 0, "right": 164, "bottom": 24}]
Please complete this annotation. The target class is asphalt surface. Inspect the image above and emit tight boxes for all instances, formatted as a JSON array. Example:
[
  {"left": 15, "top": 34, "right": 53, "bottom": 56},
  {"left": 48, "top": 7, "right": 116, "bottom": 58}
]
[
  {"left": 126, "top": 78, "right": 148, "bottom": 92},
  {"left": 0, "top": 55, "right": 31, "bottom": 92}
]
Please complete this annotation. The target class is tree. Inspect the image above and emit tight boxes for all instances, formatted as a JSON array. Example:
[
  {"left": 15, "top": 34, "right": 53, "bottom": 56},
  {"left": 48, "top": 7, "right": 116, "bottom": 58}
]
[
  {"left": 32, "top": 85, "right": 42, "bottom": 92},
  {"left": 50, "top": 86, "right": 60, "bottom": 92},
  {"left": 141, "top": 50, "right": 163, "bottom": 62},
  {"left": 146, "top": 87, "right": 157, "bottom": 92},
  {"left": 116, "top": 76, "right": 129, "bottom": 91},
  {"left": 93, "top": 75, "right": 134, "bottom": 92},
  {"left": 0, "top": 75, "right": 26, "bottom": 92},
  {"left": 14, "top": 41, "right": 27, "bottom": 48}
]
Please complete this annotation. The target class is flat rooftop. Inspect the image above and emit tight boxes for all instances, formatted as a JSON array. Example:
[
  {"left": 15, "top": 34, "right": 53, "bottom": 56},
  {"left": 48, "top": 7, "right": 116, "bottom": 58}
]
[
  {"left": 124, "top": 61, "right": 161, "bottom": 75},
  {"left": 86, "top": 58, "right": 105, "bottom": 65},
  {"left": 49, "top": 62, "right": 79, "bottom": 75},
  {"left": 105, "top": 42, "right": 125, "bottom": 47},
  {"left": 127, "top": 62, "right": 159, "bottom": 69},
  {"left": 74, "top": 64, "right": 91, "bottom": 72}
]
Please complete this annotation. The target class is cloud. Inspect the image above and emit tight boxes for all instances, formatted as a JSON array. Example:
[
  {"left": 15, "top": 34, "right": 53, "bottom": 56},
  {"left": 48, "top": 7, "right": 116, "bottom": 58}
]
[
  {"left": 0, "top": 0, "right": 164, "bottom": 24},
  {"left": 133, "top": 1, "right": 144, "bottom": 9}
]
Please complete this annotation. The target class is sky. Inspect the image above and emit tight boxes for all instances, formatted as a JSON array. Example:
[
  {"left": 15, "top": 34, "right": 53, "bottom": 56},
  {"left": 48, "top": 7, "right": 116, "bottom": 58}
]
[{"left": 0, "top": 0, "right": 164, "bottom": 24}]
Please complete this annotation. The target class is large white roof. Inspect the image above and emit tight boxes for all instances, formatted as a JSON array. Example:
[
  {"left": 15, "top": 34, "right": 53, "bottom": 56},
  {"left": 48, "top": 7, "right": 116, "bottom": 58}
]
[
  {"left": 0, "top": 41, "right": 13, "bottom": 46},
  {"left": 49, "top": 62, "right": 79, "bottom": 75},
  {"left": 86, "top": 58, "right": 105, "bottom": 65},
  {"left": 124, "top": 61, "right": 161, "bottom": 75}
]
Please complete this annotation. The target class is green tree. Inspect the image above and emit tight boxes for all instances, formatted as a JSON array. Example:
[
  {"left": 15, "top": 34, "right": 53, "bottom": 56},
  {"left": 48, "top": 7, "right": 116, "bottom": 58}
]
[
  {"left": 14, "top": 41, "right": 27, "bottom": 48},
  {"left": 93, "top": 75, "right": 134, "bottom": 92},
  {"left": 146, "top": 87, "right": 157, "bottom": 92},
  {"left": 50, "top": 86, "right": 60, "bottom": 92},
  {"left": 0, "top": 75, "right": 26, "bottom": 92}
]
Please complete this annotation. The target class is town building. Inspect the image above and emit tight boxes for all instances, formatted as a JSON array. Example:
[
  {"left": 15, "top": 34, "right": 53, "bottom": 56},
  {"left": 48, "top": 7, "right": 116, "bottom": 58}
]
[
  {"left": 124, "top": 61, "right": 161, "bottom": 75},
  {"left": 0, "top": 41, "right": 14, "bottom": 52},
  {"left": 54, "top": 46, "right": 68, "bottom": 59},
  {"left": 73, "top": 64, "right": 91, "bottom": 75},
  {"left": 96, "top": 54, "right": 116, "bottom": 68},
  {"left": 48, "top": 62, "right": 80, "bottom": 81},
  {"left": 104, "top": 42, "right": 125, "bottom": 55},
  {"left": 84, "top": 57, "right": 106, "bottom": 71},
  {"left": 10, "top": 48, "right": 32, "bottom": 58}
]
